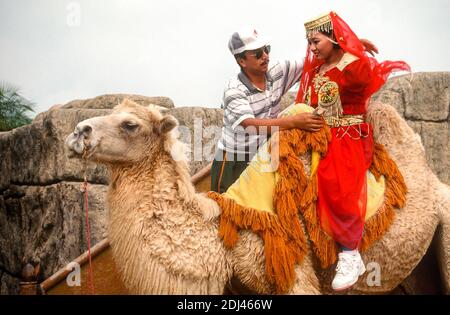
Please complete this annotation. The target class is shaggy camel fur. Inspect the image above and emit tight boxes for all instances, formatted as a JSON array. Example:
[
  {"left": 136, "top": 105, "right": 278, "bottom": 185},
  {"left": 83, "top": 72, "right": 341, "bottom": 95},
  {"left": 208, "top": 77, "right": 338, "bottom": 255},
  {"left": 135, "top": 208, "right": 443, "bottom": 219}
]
[{"left": 66, "top": 99, "right": 450, "bottom": 294}]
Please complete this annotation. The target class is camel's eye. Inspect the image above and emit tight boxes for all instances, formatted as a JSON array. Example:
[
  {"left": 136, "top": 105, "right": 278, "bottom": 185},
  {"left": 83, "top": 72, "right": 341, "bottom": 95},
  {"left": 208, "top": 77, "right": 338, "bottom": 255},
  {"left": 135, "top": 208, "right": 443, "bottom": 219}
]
[{"left": 122, "top": 121, "right": 139, "bottom": 132}]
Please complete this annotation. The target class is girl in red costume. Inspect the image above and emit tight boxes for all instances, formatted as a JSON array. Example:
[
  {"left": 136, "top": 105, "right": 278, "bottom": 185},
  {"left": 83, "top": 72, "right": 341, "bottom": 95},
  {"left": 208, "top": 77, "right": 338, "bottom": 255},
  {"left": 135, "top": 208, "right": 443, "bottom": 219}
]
[{"left": 296, "top": 12, "right": 410, "bottom": 291}]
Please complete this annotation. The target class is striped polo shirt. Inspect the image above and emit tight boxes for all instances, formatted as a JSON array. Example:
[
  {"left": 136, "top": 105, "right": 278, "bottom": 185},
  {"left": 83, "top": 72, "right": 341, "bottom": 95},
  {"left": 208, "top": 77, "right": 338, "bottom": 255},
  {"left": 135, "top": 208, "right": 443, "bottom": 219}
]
[{"left": 218, "top": 60, "right": 304, "bottom": 156}]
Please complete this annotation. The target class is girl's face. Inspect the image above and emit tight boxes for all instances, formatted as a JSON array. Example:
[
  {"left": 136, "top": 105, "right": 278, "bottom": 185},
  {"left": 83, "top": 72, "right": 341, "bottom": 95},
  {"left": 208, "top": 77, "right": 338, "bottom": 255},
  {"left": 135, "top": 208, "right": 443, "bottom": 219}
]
[{"left": 307, "top": 32, "right": 335, "bottom": 60}]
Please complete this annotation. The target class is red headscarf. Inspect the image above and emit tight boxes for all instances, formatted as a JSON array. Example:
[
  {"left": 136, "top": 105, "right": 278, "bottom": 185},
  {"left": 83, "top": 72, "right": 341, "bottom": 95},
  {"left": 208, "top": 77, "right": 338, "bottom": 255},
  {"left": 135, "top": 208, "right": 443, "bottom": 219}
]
[{"left": 295, "top": 12, "right": 410, "bottom": 104}]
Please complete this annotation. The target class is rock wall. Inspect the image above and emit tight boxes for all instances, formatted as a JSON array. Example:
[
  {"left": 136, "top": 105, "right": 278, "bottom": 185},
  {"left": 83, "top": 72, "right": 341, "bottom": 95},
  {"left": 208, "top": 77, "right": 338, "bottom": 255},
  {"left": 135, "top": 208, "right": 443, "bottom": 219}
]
[
  {"left": 372, "top": 72, "right": 450, "bottom": 185},
  {"left": 1, "top": 73, "right": 449, "bottom": 294}
]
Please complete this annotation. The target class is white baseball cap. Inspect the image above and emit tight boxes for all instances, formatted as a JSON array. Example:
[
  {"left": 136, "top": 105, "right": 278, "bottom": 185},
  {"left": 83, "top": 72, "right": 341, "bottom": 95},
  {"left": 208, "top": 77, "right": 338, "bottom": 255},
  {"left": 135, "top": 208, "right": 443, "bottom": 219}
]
[{"left": 228, "top": 27, "right": 270, "bottom": 55}]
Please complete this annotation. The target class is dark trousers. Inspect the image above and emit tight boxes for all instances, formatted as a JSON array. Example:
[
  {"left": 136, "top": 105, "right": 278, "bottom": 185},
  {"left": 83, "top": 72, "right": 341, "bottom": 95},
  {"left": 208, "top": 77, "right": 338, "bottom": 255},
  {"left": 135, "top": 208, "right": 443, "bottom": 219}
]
[{"left": 210, "top": 149, "right": 251, "bottom": 193}]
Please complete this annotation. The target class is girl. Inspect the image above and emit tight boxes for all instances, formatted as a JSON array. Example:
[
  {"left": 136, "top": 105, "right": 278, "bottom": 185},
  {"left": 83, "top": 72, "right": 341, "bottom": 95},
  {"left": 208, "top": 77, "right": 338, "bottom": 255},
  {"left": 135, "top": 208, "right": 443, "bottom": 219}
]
[{"left": 297, "top": 12, "right": 410, "bottom": 291}]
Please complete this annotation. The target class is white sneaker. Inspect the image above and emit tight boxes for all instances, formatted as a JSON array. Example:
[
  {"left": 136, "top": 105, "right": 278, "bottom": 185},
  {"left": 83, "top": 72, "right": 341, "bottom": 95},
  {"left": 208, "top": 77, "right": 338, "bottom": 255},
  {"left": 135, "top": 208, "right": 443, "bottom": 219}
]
[{"left": 331, "top": 251, "right": 366, "bottom": 291}]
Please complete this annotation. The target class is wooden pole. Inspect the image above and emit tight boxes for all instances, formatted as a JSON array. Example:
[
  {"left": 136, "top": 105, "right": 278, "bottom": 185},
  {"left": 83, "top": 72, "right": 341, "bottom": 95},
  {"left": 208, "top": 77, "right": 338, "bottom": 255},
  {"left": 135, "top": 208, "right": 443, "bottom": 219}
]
[
  {"left": 40, "top": 238, "right": 110, "bottom": 293},
  {"left": 19, "top": 263, "right": 40, "bottom": 295}
]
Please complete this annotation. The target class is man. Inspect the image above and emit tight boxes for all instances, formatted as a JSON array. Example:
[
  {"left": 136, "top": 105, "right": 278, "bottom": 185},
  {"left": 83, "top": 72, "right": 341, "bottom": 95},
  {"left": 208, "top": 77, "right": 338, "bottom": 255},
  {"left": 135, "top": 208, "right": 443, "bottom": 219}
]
[
  {"left": 210, "top": 27, "right": 322, "bottom": 193},
  {"left": 211, "top": 27, "right": 377, "bottom": 193}
]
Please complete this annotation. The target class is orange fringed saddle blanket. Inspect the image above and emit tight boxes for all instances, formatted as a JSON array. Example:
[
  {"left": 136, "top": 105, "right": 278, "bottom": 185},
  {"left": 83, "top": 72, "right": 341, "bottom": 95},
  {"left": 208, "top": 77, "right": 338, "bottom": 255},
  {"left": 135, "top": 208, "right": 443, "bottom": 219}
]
[{"left": 207, "top": 105, "right": 407, "bottom": 294}]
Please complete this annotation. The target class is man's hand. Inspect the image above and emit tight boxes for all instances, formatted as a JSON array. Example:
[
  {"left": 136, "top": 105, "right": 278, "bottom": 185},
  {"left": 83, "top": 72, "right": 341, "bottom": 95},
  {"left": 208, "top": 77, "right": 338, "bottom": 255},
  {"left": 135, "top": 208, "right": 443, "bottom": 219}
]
[
  {"left": 240, "top": 113, "right": 323, "bottom": 134},
  {"left": 360, "top": 38, "right": 379, "bottom": 57},
  {"left": 289, "top": 113, "right": 323, "bottom": 132}
]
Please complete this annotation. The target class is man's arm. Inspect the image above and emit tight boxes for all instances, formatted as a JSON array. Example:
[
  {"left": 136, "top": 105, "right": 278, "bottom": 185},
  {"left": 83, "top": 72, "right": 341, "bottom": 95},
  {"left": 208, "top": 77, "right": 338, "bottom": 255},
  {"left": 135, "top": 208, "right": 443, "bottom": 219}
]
[
  {"left": 240, "top": 112, "right": 323, "bottom": 135},
  {"left": 280, "top": 59, "right": 305, "bottom": 95}
]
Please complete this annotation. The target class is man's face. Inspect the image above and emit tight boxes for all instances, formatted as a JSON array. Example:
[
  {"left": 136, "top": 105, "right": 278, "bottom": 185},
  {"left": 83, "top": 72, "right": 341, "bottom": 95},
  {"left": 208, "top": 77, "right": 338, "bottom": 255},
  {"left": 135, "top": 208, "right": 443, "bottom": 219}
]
[{"left": 238, "top": 45, "right": 271, "bottom": 75}]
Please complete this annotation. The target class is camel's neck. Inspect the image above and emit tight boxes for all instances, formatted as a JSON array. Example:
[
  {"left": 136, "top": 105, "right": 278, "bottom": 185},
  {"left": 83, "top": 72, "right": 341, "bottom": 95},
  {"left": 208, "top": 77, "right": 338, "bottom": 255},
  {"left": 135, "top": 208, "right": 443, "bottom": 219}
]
[
  {"left": 109, "top": 151, "right": 192, "bottom": 189},
  {"left": 106, "top": 149, "right": 195, "bottom": 216}
]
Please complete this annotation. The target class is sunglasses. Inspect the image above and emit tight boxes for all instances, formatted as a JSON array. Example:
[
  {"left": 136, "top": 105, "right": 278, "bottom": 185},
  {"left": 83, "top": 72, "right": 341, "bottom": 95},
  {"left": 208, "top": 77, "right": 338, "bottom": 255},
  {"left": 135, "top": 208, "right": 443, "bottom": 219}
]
[{"left": 247, "top": 45, "right": 271, "bottom": 59}]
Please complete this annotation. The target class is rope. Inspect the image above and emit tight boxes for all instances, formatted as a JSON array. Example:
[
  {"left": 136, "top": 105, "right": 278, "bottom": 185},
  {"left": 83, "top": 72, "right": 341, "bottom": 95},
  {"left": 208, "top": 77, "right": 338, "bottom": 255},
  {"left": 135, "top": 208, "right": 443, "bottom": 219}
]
[{"left": 82, "top": 148, "right": 95, "bottom": 295}]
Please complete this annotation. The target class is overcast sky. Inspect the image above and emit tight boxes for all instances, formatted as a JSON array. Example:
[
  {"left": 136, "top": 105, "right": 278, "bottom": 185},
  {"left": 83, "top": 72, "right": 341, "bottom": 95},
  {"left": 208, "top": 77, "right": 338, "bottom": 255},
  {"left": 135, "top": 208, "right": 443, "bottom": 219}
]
[{"left": 1, "top": 0, "right": 449, "bottom": 116}]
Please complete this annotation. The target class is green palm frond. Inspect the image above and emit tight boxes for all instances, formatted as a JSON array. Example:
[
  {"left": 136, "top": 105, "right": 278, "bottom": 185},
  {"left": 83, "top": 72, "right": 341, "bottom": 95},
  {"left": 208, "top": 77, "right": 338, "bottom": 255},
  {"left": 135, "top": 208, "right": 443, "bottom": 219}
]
[{"left": 0, "top": 82, "right": 35, "bottom": 131}]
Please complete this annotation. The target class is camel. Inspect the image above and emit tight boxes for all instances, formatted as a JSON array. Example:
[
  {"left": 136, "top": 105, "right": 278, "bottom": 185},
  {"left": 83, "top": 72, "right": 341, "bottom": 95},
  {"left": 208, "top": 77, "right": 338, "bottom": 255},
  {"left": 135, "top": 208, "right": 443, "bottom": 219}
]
[{"left": 65, "top": 99, "right": 450, "bottom": 294}]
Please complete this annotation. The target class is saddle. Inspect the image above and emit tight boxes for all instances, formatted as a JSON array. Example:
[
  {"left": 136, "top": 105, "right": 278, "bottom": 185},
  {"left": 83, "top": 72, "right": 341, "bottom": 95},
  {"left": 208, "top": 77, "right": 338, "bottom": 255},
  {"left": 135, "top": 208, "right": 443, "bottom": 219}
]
[{"left": 207, "top": 103, "right": 407, "bottom": 294}]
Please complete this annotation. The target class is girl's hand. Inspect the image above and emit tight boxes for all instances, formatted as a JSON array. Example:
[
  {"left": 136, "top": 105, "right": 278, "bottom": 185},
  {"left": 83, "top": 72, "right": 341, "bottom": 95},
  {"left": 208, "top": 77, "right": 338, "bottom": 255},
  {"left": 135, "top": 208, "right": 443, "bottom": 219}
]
[{"left": 360, "top": 38, "right": 379, "bottom": 57}]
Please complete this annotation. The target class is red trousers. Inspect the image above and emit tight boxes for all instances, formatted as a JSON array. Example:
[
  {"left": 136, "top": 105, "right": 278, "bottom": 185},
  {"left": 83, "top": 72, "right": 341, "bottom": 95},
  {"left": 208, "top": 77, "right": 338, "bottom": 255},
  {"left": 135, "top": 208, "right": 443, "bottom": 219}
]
[{"left": 317, "top": 123, "right": 373, "bottom": 249}]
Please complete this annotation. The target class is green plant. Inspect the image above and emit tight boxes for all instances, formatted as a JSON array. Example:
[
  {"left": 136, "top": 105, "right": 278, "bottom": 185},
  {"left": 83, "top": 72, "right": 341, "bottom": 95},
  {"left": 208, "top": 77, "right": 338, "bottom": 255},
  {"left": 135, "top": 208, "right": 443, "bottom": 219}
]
[{"left": 0, "top": 83, "right": 35, "bottom": 131}]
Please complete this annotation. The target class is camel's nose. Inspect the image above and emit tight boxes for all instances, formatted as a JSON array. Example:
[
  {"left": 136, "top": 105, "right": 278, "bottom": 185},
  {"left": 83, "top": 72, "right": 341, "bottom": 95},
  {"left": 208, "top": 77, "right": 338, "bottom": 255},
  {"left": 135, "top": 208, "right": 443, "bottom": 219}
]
[{"left": 75, "top": 122, "right": 93, "bottom": 139}]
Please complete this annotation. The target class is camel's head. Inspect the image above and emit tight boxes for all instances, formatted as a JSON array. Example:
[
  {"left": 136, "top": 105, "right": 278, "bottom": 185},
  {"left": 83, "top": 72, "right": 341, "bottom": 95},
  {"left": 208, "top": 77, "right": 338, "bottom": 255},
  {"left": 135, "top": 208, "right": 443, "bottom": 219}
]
[{"left": 65, "top": 99, "right": 180, "bottom": 165}]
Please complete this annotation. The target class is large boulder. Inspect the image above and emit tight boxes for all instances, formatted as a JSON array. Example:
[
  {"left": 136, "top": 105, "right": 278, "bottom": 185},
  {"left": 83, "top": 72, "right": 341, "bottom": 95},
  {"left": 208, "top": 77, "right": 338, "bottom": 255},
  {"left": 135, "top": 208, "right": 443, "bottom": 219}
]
[
  {"left": 170, "top": 107, "right": 223, "bottom": 174},
  {"left": 372, "top": 72, "right": 450, "bottom": 184},
  {"left": 0, "top": 183, "right": 107, "bottom": 287},
  {"left": 33, "top": 94, "right": 174, "bottom": 124},
  {"left": 61, "top": 94, "right": 173, "bottom": 110},
  {"left": 4, "top": 109, "right": 111, "bottom": 189}
]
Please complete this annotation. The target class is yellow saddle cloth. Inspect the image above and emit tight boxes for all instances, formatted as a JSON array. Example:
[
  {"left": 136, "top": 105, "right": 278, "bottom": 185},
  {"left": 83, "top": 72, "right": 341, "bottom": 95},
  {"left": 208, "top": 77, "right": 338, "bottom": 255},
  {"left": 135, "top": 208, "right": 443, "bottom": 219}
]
[
  {"left": 207, "top": 103, "right": 407, "bottom": 294},
  {"left": 224, "top": 104, "right": 385, "bottom": 220}
]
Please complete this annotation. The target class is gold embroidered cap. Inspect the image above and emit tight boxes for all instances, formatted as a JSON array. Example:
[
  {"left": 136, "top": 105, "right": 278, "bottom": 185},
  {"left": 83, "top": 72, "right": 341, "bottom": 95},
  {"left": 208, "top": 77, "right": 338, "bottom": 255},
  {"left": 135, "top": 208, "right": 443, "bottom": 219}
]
[{"left": 304, "top": 12, "right": 333, "bottom": 38}]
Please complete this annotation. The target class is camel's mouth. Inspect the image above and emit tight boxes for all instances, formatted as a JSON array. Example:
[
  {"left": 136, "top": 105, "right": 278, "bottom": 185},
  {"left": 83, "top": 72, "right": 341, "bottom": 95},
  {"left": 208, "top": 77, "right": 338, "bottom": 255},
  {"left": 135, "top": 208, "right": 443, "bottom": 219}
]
[{"left": 65, "top": 132, "right": 97, "bottom": 159}]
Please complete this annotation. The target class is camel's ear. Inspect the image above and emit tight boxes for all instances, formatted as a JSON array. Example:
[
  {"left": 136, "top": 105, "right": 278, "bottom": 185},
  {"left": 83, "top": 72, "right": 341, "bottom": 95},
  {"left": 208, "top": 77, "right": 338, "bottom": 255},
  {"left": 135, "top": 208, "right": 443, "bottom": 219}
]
[
  {"left": 148, "top": 103, "right": 170, "bottom": 115},
  {"left": 159, "top": 115, "right": 178, "bottom": 134}
]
